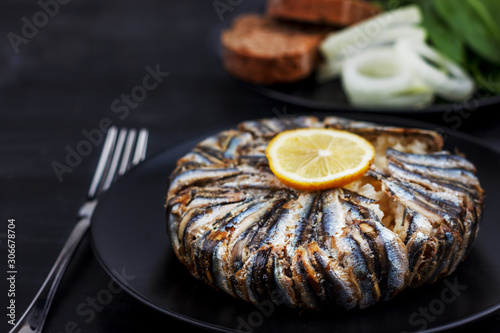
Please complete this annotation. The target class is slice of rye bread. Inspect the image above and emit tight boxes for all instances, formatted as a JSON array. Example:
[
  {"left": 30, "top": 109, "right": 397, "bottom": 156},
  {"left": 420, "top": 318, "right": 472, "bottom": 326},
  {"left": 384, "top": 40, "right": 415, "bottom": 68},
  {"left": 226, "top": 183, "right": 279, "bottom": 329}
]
[
  {"left": 267, "top": 0, "right": 380, "bottom": 27},
  {"left": 221, "top": 14, "right": 330, "bottom": 85}
]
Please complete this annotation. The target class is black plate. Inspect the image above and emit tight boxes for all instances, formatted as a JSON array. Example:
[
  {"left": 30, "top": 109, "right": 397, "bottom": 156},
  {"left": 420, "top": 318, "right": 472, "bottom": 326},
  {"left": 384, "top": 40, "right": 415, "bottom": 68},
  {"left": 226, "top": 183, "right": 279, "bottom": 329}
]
[
  {"left": 207, "top": 0, "right": 500, "bottom": 114},
  {"left": 91, "top": 114, "right": 500, "bottom": 333}
]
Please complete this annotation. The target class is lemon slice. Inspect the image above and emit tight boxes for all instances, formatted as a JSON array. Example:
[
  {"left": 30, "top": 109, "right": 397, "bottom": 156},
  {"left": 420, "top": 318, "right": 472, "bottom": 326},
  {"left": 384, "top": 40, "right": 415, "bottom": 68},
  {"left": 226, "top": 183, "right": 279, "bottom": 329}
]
[{"left": 266, "top": 128, "right": 375, "bottom": 191}]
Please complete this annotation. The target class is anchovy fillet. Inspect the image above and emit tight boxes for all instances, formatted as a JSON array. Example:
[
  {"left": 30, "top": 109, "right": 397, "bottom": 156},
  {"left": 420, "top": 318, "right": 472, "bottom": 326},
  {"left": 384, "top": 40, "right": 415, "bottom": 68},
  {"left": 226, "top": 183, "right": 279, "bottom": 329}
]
[{"left": 165, "top": 117, "right": 484, "bottom": 310}]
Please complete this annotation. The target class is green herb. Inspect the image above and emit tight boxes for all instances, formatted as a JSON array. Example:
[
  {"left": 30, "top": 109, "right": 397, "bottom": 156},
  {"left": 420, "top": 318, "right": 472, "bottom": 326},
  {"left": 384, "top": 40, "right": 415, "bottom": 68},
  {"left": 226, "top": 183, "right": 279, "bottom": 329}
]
[
  {"left": 433, "top": 0, "right": 500, "bottom": 66},
  {"left": 374, "top": 0, "right": 414, "bottom": 11},
  {"left": 467, "top": 0, "right": 500, "bottom": 44},
  {"left": 419, "top": 1, "right": 464, "bottom": 65},
  {"left": 377, "top": 0, "right": 500, "bottom": 95}
]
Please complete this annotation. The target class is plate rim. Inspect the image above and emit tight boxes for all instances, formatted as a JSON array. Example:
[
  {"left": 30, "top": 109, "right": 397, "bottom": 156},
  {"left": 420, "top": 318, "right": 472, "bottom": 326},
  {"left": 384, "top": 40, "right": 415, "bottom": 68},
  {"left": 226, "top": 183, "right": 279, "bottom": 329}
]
[{"left": 90, "top": 114, "right": 500, "bottom": 333}]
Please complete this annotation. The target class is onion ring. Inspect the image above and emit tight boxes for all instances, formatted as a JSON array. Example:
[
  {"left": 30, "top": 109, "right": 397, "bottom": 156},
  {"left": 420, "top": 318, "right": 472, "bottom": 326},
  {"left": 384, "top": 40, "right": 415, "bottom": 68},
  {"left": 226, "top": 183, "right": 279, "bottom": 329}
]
[
  {"left": 341, "top": 47, "right": 434, "bottom": 108},
  {"left": 396, "top": 39, "right": 475, "bottom": 101},
  {"left": 317, "top": 26, "right": 425, "bottom": 82},
  {"left": 320, "top": 5, "right": 422, "bottom": 61}
]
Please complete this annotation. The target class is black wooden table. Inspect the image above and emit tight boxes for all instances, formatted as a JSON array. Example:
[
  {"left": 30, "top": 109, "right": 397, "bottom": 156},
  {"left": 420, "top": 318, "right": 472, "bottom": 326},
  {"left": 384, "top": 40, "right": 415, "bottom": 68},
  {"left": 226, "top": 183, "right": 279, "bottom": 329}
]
[{"left": 1, "top": 1, "right": 499, "bottom": 332}]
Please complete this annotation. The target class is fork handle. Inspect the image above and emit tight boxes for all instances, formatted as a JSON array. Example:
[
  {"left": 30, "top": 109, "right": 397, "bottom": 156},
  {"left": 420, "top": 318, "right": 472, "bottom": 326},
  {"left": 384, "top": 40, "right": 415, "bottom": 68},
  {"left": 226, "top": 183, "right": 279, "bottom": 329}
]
[{"left": 9, "top": 217, "right": 91, "bottom": 333}]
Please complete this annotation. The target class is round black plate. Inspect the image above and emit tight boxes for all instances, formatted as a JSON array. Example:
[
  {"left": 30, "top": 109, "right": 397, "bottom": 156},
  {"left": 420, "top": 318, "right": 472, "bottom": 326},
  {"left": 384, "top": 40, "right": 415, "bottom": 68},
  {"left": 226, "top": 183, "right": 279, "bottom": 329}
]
[
  {"left": 91, "top": 115, "right": 500, "bottom": 333},
  {"left": 207, "top": 0, "right": 500, "bottom": 114}
]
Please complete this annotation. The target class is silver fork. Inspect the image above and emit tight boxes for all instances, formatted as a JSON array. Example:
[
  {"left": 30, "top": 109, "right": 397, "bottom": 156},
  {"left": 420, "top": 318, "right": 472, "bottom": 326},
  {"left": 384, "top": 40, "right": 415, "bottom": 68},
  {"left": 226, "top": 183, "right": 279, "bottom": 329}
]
[{"left": 10, "top": 127, "right": 149, "bottom": 333}]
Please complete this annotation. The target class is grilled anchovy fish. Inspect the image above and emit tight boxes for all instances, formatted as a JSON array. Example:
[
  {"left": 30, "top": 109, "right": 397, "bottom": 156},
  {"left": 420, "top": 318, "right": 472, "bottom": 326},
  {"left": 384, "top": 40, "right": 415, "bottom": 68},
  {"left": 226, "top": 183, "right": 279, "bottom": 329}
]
[{"left": 165, "top": 116, "right": 484, "bottom": 310}]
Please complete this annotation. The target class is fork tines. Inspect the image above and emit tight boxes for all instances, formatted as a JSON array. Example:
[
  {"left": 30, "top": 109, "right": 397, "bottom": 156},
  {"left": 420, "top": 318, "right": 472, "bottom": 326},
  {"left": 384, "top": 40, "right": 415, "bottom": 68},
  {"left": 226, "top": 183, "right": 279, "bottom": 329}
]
[{"left": 88, "top": 127, "right": 148, "bottom": 199}]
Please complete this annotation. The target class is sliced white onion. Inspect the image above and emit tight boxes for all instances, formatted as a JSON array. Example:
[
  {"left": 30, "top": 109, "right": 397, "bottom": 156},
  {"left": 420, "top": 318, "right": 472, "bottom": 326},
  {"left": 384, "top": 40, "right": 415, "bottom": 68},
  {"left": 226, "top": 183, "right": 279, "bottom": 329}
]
[
  {"left": 396, "top": 39, "right": 475, "bottom": 101},
  {"left": 341, "top": 46, "right": 434, "bottom": 108},
  {"left": 317, "top": 26, "right": 426, "bottom": 82},
  {"left": 317, "top": 4, "right": 475, "bottom": 107},
  {"left": 342, "top": 47, "right": 412, "bottom": 95},
  {"left": 370, "top": 25, "right": 426, "bottom": 49},
  {"left": 368, "top": 84, "right": 435, "bottom": 108},
  {"left": 320, "top": 5, "right": 422, "bottom": 61}
]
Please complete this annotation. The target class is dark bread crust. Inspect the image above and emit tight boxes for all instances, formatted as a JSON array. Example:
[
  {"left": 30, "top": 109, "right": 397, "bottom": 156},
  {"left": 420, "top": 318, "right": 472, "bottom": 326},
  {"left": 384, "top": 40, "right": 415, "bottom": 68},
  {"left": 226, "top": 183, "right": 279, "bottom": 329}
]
[
  {"left": 221, "top": 14, "right": 326, "bottom": 85},
  {"left": 267, "top": 0, "right": 380, "bottom": 27},
  {"left": 222, "top": 40, "right": 320, "bottom": 85}
]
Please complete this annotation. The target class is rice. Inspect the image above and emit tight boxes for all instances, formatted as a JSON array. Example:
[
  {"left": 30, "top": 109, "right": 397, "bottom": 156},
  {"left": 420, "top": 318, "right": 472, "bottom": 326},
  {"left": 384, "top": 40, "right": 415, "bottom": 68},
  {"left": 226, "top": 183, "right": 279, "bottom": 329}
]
[
  {"left": 372, "top": 135, "right": 428, "bottom": 169},
  {"left": 345, "top": 137, "right": 428, "bottom": 234}
]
